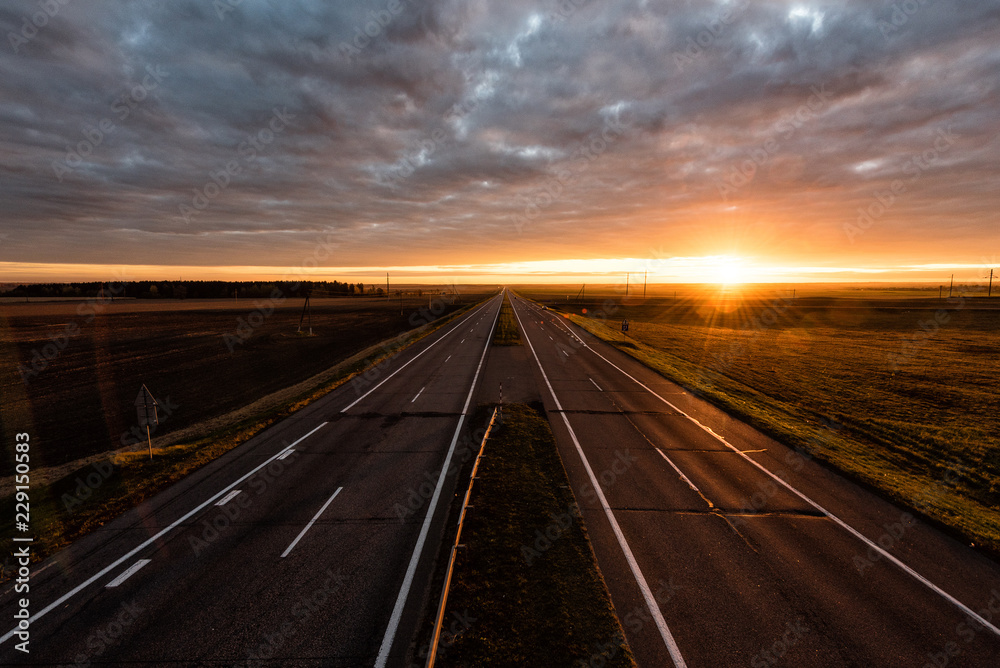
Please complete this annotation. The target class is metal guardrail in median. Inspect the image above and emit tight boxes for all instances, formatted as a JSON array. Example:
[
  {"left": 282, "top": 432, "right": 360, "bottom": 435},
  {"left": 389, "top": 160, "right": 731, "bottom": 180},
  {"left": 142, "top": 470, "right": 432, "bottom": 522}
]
[{"left": 425, "top": 405, "right": 499, "bottom": 668}]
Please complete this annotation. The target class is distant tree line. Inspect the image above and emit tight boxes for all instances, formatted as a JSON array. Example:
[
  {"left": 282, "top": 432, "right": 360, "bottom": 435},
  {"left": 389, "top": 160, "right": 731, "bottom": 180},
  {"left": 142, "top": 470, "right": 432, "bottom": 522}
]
[{"left": 0, "top": 280, "right": 369, "bottom": 300}]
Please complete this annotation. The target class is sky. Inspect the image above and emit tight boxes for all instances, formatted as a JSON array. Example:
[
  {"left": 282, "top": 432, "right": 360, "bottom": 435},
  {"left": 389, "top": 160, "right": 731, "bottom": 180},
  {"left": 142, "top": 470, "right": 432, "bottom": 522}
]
[{"left": 0, "top": 0, "right": 997, "bottom": 284}]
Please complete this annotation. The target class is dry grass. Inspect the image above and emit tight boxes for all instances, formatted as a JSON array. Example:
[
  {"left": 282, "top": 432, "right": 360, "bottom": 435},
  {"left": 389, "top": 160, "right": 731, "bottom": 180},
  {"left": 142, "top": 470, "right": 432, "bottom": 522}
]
[
  {"left": 436, "top": 403, "right": 634, "bottom": 668},
  {"left": 491, "top": 294, "right": 522, "bottom": 346}
]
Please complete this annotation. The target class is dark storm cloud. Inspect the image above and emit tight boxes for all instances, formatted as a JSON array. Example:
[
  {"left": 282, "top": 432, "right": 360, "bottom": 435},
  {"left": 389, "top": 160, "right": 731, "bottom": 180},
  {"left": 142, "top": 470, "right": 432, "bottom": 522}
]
[{"left": 0, "top": 0, "right": 997, "bottom": 270}]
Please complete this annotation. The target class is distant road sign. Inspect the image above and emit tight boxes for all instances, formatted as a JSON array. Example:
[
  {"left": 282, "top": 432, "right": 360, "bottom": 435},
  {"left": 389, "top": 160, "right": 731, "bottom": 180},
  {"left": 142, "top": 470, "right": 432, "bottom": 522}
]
[
  {"left": 621, "top": 319, "right": 630, "bottom": 332},
  {"left": 134, "top": 384, "right": 159, "bottom": 427}
]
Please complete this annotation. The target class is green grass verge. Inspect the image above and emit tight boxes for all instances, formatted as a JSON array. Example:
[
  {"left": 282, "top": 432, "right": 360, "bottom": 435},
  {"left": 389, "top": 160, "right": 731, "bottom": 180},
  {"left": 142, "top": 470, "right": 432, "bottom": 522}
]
[
  {"left": 491, "top": 294, "right": 522, "bottom": 346},
  {"left": 435, "top": 402, "right": 635, "bottom": 668},
  {"left": 564, "top": 312, "right": 1000, "bottom": 555},
  {"left": 0, "top": 300, "right": 483, "bottom": 580}
]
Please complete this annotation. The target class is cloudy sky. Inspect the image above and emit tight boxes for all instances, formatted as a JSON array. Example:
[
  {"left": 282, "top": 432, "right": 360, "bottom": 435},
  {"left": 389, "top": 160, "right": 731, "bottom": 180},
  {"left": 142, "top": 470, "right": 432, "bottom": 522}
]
[{"left": 1, "top": 0, "right": 998, "bottom": 283}]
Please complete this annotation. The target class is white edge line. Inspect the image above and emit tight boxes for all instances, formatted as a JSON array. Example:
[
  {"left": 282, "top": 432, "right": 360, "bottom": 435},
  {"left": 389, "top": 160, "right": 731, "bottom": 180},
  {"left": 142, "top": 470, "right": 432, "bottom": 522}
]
[
  {"left": 582, "top": 334, "right": 1000, "bottom": 640},
  {"left": 510, "top": 300, "right": 688, "bottom": 668},
  {"left": 374, "top": 294, "right": 503, "bottom": 668},
  {"left": 280, "top": 486, "right": 344, "bottom": 558},
  {"left": 0, "top": 421, "right": 328, "bottom": 646},
  {"left": 342, "top": 299, "right": 492, "bottom": 413},
  {"left": 105, "top": 559, "right": 151, "bottom": 588},
  {"left": 214, "top": 489, "right": 242, "bottom": 506},
  {"left": 278, "top": 448, "right": 295, "bottom": 460}
]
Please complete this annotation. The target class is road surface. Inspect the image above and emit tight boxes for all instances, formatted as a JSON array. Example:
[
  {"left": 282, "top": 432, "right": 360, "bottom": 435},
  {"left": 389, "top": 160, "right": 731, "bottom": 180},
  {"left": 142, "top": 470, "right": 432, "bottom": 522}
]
[
  {"left": 508, "top": 292, "right": 1000, "bottom": 668},
  {"left": 0, "top": 293, "right": 502, "bottom": 667}
]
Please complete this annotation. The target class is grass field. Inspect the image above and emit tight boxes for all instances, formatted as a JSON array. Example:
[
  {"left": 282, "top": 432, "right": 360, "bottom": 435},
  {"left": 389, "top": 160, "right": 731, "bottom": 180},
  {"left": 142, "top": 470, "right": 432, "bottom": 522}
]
[
  {"left": 491, "top": 294, "right": 522, "bottom": 346},
  {"left": 0, "top": 291, "right": 491, "bottom": 470},
  {"left": 517, "top": 286, "right": 1000, "bottom": 553},
  {"left": 436, "top": 403, "right": 634, "bottom": 668}
]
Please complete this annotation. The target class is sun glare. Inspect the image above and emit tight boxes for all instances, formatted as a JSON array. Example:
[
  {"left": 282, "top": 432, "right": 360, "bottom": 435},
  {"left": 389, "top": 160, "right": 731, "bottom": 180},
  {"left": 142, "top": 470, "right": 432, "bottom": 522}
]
[{"left": 716, "top": 256, "right": 750, "bottom": 285}]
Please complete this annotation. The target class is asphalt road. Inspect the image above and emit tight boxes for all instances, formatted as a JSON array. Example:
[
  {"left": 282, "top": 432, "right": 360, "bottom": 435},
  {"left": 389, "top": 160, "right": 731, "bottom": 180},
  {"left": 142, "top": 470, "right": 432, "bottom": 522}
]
[
  {"left": 508, "top": 292, "right": 1000, "bottom": 668},
  {"left": 0, "top": 293, "right": 503, "bottom": 667}
]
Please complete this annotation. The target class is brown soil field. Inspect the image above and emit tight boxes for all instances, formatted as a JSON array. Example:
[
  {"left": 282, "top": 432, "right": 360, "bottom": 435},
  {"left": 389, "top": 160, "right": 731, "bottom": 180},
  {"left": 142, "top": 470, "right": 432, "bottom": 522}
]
[{"left": 0, "top": 293, "right": 490, "bottom": 470}]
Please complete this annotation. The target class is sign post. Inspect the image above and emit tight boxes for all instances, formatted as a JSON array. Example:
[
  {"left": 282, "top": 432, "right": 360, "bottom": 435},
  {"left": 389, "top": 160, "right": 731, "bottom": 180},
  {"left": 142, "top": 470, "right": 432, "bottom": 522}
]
[
  {"left": 134, "top": 384, "right": 159, "bottom": 460},
  {"left": 621, "top": 318, "right": 629, "bottom": 341}
]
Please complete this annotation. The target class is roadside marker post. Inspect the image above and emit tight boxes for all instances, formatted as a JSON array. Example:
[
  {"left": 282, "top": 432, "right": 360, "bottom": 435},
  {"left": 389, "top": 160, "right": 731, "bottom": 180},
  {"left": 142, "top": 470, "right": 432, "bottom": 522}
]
[{"left": 134, "top": 384, "right": 159, "bottom": 460}]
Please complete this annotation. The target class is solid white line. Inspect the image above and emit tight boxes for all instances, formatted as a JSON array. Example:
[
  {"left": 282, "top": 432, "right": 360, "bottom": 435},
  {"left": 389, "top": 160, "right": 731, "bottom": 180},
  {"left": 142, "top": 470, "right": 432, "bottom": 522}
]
[
  {"left": 510, "top": 301, "right": 688, "bottom": 668},
  {"left": 278, "top": 448, "right": 295, "bottom": 460},
  {"left": 0, "top": 421, "right": 328, "bottom": 646},
  {"left": 341, "top": 299, "right": 493, "bottom": 413},
  {"left": 589, "top": 377, "right": 603, "bottom": 392},
  {"left": 281, "top": 487, "right": 344, "bottom": 558},
  {"left": 375, "top": 295, "right": 502, "bottom": 668},
  {"left": 411, "top": 386, "right": 426, "bottom": 403},
  {"left": 655, "top": 448, "right": 702, "bottom": 495},
  {"left": 105, "top": 559, "right": 151, "bottom": 588},
  {"left": 580, "top": 335, "right": 1000, "bottom": 640},
  {"left": 214, "top": 489, "right": 242, "bottom": 506}
]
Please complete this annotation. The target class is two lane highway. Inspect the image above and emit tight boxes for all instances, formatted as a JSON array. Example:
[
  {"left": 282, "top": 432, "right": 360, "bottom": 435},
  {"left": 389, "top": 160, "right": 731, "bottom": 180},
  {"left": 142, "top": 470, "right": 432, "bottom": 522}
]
[
  {"left": 510, "top": 292, "right": 1000, "bottom": 667},
  {"left": 1, "top": 293, "right": 502, "bottom": 666}
]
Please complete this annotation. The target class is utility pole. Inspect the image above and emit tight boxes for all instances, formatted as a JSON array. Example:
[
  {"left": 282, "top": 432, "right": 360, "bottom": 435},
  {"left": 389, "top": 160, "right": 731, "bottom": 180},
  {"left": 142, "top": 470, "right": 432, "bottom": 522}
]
[
  {"left": 298, "top": 287, "right": 312, "bottom": 335},
  {"left": 989, "top": 268, "right": 994, "bottom": 297},
  {"left": 386, "top": 272, "right": 390, "bottom": 300},
  {"left": 625, "top": 273, "right": 629, "bottom": 297},
  {"left": 949, "top": 274, "right": 954, "bottom": 298},
  {"left": 643, "top": 271, "right": 647, "bottom": 298},
  {"left": 939, "top": 285, "right": 943, "bottom": 300}
]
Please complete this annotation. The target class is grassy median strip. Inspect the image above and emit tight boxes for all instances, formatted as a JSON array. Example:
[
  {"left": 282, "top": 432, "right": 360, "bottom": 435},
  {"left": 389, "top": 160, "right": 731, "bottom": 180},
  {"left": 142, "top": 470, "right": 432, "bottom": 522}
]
[
  {"left": 0, "top": 301, "right": 483, "bottom": 580},
  {"left": 435, "top": 402, "right": 635, "bottom": 668},
  {"left": 491, "top": 294, "right": 522, "bottom": 346},
  {"left": 565, "top": 310, "right": 1000, "bottom": 555}
]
